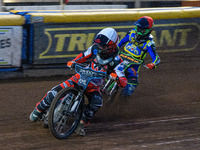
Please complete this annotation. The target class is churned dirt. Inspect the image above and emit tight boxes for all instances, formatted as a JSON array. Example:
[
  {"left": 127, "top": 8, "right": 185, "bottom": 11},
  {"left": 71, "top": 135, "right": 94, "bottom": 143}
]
[{"left": 0, "top": 58, "right": 200, "bottom": 149}]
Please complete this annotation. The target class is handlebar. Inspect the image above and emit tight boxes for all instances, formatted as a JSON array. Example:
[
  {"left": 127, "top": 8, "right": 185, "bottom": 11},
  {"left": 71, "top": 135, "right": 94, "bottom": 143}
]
[
  {"left": 142, "top": 63, "right": 149, "bottom": 69},
  {"left": 67, "top": 62, "right": 89, "bottom": 70}
]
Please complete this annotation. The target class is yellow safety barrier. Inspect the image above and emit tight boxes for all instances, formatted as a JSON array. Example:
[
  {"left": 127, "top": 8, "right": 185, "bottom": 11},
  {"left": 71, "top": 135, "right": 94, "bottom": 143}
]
[
  {"left": 23, "top": 7, "right": 200, "bottom": 23},
  {"left": 0, "top": 15, "right": 25, "bottom": 26}
]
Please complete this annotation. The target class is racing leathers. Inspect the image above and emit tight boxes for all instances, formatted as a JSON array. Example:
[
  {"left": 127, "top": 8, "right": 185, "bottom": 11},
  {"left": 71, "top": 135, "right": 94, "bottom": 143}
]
[
  {"left": 35, "top": 44, "right": 127, "bottom": 124},
  {"left": 118, "top": 29, "right": 161, "bottom": 96}
]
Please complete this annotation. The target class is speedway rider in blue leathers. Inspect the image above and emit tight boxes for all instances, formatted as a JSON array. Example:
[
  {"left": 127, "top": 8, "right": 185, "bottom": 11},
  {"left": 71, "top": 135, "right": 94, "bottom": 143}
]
[{"left": 118, "top": 16, "right": 161, "bottom": 97}]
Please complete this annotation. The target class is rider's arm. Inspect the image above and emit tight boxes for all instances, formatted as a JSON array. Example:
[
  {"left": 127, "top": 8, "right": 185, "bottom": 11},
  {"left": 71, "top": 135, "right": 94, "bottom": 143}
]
[
  {"left": 117, "top": 32, "right": 130, "bottom": 48},
  {"left": 72, "top": 46, "right": 93, "bottom": 63},
  {"left": 70, "top": 46, "right": 92, "bottom": 63},
  {"left": 67, "top": 46, "right": 93, "bottom": 68},
  {"left": 112, "top": 57, "right": 127, "bottom": 88},
  {"left": 146, "top": 41, "right": 161, "bottom": 69}
]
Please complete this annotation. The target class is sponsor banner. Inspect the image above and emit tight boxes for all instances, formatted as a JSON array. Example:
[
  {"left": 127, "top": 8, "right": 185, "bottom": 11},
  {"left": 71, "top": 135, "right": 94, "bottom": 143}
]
[
  {"left": 33, "top": 18, "right": 200, "bottom": 64},
  {"left": 0, "top": 26, "right": 23, "bottom": 67}
]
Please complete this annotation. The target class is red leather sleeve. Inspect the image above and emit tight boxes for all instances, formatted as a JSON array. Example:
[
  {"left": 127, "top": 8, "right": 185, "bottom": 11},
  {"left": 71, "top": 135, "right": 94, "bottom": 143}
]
[{"left": 72, "top": 53, "right": 92, "bottom": 63}]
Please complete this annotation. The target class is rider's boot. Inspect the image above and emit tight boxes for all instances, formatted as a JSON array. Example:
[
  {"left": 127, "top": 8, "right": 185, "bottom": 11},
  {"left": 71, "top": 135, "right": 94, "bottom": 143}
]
[
  {"left": 29, "top": 107, "right": 42, "bottom": 122},
  {"left": 75, "top": 120, "right": 85, "bottom": 136}
]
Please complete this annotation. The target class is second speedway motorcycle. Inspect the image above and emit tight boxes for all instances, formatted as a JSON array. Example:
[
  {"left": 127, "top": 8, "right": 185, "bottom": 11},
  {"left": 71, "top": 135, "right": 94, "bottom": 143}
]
[{"left": 101, "top": 51, "right": 147, "bottom": 105}]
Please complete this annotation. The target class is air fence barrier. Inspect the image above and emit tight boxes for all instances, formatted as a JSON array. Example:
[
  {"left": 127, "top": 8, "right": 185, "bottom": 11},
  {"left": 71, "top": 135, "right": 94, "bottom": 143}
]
[{"left": 0, "top": 7, "right": 200, "bottom": 78}]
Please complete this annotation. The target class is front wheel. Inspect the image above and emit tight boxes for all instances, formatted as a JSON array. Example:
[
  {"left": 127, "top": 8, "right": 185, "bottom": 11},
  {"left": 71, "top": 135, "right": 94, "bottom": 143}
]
[
  {"left": 102, "top": 79, "right": 119, "bottom": 106},
  {"left": 105, "top": 84, "right": 119, "bottom": 106},
  {"left": 48, "top": 87, "right": 83, "bottom": 139}
]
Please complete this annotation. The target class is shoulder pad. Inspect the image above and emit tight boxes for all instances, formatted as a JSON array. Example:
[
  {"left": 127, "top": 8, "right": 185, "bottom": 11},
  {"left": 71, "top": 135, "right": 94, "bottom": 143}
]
[
  {"left": 130, "top": 29, "right": 136, "bottom": 34},
  {"left": 146, "top": 40, "right": 155, "bottom": 47},
  {"left": 83, "top": 46, "right": 92, "bottom": 56},
  {"left": 149, "top": 34, "right": 153, "bottom": 39}
]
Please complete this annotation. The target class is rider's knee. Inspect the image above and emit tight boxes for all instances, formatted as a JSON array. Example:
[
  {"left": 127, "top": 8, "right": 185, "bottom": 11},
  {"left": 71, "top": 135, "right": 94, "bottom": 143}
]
[
  {"left": 88, "top": 91, "right": 103, "bottom": 107},
  {"left": 121, "top": 84, "right": 137, "bottom": 96}
]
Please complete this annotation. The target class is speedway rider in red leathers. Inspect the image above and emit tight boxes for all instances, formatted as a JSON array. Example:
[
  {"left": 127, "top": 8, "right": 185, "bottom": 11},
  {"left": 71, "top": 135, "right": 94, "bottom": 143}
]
[{"left": 29, "top": 28, "right": 127, "bottom": 136}]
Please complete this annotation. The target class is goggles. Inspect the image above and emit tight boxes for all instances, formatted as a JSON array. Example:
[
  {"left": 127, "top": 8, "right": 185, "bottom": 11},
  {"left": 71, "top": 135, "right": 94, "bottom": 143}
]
[
  {"left": 97, "top": 44, "right": 109, "bottom": 51},
  {"left": 135, "top": 26, "right": 151, "bottom": 35}
]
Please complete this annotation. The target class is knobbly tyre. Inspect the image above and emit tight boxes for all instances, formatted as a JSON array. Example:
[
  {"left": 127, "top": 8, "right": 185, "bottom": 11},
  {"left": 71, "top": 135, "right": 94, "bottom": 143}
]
[
  {"left": 45, "top": 63, "right": 107, "bottom": 139},
  {"left": 101, "top": 51, "right": 147, "bottom": 105}
]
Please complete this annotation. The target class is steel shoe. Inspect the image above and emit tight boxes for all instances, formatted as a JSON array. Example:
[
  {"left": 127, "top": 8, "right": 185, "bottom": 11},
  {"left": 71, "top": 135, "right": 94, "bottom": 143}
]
[
  {"left": 29, "top": 108, "right": 42, "bottom": 122},
  {"left": 75, "top": 121, "right": 85, "bottom": 136}
]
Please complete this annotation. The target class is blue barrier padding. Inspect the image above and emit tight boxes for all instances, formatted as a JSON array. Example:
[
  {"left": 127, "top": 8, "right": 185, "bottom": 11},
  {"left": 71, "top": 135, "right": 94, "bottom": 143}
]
[
  {"left": 10, "top": 11, "right": 28, "bottom": 16},
  {"left": 24, "top": 14, "right": 31, "bottom": 24},
  {"left": 22, "top": 29, "right": 27, "bottom": 60},
  {"left": 0, "top": 68, "right": 20, "bottom": 72},
  {"left": 29, "top": 24, "right": 34, "bottom": 64}
]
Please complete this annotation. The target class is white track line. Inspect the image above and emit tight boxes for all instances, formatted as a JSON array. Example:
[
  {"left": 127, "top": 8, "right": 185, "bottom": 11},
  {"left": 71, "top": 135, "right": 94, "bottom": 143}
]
[
  {"left": 155, "top": 137, "right": 200, "bottom": 146},
  {"left": 114, "top": 116, "right": 200, "bottom": 127}
]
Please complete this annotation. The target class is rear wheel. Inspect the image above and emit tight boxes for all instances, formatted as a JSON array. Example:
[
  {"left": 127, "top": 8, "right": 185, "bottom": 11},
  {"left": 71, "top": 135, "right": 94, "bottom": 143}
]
[{"left": 48, "top": 87, "right": 83, "bottom": 139}]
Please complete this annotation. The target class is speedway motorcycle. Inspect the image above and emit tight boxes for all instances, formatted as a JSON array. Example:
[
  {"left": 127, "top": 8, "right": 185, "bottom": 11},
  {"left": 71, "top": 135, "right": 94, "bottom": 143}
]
[{"left": 46, "top": 63, "right": 107, "bottom": 139}]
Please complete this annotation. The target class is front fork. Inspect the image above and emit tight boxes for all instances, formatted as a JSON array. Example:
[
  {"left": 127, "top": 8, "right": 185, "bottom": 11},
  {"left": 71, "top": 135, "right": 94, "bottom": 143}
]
[
  {"left": 56, "top": 91, "right": 83, "bottom": 117},
  {"left": 101, "top": 77, "right": 118, "bottom": 97},
  {"left": 70, "top": 91, "right": 83, "bottom": 113}
]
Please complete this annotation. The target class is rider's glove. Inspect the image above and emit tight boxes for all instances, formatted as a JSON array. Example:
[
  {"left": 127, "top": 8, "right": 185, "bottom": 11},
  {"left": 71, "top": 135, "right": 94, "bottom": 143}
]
[
  {"left": 67, "top": 61, "right": 75, "bottom": 68},
  {"left": 146, "top": 63, "right": 155, "bottom": 69},
  {"left": 110, "top": 73, "right": 118, "bottom": 80},
  {"left": 118, "top": 77, "right": 127, "bottom": 88},
  {"left": 110, "top": 73, "right": 127, "bottom": 87}
]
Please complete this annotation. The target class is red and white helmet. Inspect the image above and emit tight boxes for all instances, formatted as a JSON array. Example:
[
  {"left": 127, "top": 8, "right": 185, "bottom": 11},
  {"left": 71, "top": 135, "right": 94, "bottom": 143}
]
[{"left": 93, "top": 28, "right": 119, "bottom": 59}]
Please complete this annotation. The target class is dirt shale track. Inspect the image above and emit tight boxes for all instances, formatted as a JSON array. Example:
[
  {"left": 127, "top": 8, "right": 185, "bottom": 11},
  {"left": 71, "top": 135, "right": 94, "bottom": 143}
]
[{"left": 0, "top": 52, "right": 200, "bottom": 149}]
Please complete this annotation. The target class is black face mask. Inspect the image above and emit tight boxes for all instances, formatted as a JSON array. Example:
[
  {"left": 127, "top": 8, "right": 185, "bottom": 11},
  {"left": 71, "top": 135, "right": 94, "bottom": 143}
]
[
  {"left": 135, "top": 32, "right": 150, "bottom": 43},
  {"left": 135, "top": 25, "right": 152, "bottom": 43},
  {"left": 96, "top": 44, "right": 113, "bottom": 59}
]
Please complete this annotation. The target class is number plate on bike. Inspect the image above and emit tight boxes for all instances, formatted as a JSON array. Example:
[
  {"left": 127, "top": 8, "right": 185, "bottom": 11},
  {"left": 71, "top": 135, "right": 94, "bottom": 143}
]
[{"left": 75, "top": 65, "right": 106, "bottom": 78}]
